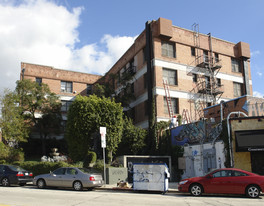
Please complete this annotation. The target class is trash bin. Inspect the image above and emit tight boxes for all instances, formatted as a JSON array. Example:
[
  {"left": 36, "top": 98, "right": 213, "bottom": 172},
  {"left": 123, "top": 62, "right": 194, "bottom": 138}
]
[{"left": 133, "top": 163, "right": 170, "bottom": 193}]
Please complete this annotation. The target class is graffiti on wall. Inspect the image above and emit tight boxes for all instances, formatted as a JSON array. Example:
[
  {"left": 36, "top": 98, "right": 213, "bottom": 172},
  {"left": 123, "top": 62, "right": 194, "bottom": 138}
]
[
  {"left": 171, "top": 120, "right": 222, "bottom": 146},
  {"left": 243, "top": 101, "right": 264, "bottom": 117}
]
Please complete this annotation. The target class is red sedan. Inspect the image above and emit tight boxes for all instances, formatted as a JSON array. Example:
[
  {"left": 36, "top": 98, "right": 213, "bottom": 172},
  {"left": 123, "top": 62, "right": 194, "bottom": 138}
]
[{"left": 178, "top": 168, "right": 264, "bottom": 198}]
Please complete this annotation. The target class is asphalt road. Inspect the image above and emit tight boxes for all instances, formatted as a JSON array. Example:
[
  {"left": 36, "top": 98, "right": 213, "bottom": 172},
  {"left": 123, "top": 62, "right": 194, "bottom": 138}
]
[{"left": 0, "top": 185, "right": 264, "bottom": 206}]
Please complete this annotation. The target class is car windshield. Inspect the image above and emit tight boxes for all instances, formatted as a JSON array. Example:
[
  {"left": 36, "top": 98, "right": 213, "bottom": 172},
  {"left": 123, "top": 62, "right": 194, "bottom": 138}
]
[
  {"left": 8, "top": 165, "right": 25, "bottom": 172},
  {"left": 78, "top": 167, "right": 101, "bottom": 174}
]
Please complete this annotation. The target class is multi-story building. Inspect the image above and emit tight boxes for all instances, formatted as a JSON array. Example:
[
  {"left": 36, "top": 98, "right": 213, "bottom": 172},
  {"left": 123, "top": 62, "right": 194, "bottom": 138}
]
[
  {"left": 20, "top": 62, "right": 102, "bottom": 134},
  {"left": 20, "top": 17, "right": 252, "bottom": 130},
  {"left": 104, "top": 17, "right": 252, "bottom": 128}
]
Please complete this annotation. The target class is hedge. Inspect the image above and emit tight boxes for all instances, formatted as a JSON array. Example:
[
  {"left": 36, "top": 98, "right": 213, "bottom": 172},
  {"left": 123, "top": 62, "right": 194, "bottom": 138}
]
[{"left": 13, "top": 161, "right": 72, "bottom": 177}]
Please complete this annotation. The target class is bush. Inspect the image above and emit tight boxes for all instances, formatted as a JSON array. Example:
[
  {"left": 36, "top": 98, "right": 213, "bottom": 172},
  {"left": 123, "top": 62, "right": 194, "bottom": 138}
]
[
  {"left": 0, "top": 159, "right": 6, "bottom": 164},
  {"left": 0, "top": 142, "right": 9, "bottom": 160},
  {"left": 73, "top": 161, "right": 83, "bottom": 168},
  {"left": 83, "top": 151, "right": 97, "bottom": 168},
  {"left": 93, "top": 159, "right": 110, "bottom": 172},
  {"left": 8, "top": 149, "right": 24, "bottom": 162},
  {"left": 15, "top": 161, "right": 72, "bottom": 177}
]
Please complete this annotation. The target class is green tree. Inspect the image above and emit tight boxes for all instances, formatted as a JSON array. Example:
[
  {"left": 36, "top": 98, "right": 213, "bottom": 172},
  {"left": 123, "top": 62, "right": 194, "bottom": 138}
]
[
  {"left": 66, "top": 95, "right": 123, "bottom": 162},
  {"left": 15, "top": 79, "right": 61, "bottom": 155},
  {"left": 93, "top": 72, "right": 135, "bottom": 108},
  {"left": 0, "top": 89, "right": 29, "bottom": 147},
  {"left": 117, "top": 116, "right": 147, "bottom": 155}
]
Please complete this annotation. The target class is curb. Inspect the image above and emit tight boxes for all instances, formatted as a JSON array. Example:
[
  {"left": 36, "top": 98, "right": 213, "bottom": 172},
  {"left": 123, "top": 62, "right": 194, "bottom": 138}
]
[{"left": 95, "top": 186, "right": 179, "bottom": 193}]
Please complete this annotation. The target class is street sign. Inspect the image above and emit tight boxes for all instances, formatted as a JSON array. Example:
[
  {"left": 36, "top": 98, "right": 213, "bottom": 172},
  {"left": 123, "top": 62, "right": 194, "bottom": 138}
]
[
  {"left": 100, "top": 127, "right": 107, "bottom": 185},
  {"left": 100, "top": 127, "right": 106, "bottom": 148}
]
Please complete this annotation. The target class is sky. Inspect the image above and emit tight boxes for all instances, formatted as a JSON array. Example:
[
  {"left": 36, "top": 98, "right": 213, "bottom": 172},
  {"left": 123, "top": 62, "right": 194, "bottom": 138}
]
[{"left": 0, "top": 0, "right": 263, "bottom": 97}]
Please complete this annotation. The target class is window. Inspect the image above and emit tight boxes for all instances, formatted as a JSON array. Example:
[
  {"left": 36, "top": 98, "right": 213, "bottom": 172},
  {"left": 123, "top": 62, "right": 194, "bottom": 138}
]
[
  {"left": 161, "top": 41, "right": 176, "bottom": 58},
  {"left": 61, "top": 81, "right": 73, "bottom": 93},
  {"left": 231, "top": 58, "right": 241, "bottom": 72},
  {"left": 212, "top": 170, "right": 230, "bottom": 178},
  {"left": 53, "top": 168, "right": 66, "bottom": 175},
  {"left": 61, "top": 100, "right": 72, "bottom": 112},
  {"left": 128, "top": 58, "right": 136, "bottom": 74},
  {"left": 207, "top": 102, "right": 212, "bottom": 107},
  {"left": 233, "top": 82, "right": 243, "bottom": 97},
  {"left": 191, "top": 47, "right": 196, "bottom": 56},
  {"left": 87, "top": 84, "right": 92, "bottom": 95},
  {"left": 233, "top": 171, "right": 248, "bottom": 177},
  {"left": 66, "top": 168, "right": 78, "bottom": 175},
  {"left": 0, "top": 165, "right": 4, "bottom": 173},
  {"left": 203, "top": 50, "right": 209, "bottom": 63},
  {"left": 192, "top": 73, "right": 197, "bottom": 83},
  {"left": 215, "top": 53, "right": 219, "bottom": 62},
  {"left": 205, "top": 76, "right": 210, "bottom": 89},
  {"left": 217, "top": 78, "right": 221, "bottom": 87},
  {"left": 36, "top": 77, "right": 42, "bottom": 86},
  {"left": 164, "top": 97, "right": 179, "bottom": 114},
  {"left": 163, "top": 68, "right": 178, "bottom": 85}
]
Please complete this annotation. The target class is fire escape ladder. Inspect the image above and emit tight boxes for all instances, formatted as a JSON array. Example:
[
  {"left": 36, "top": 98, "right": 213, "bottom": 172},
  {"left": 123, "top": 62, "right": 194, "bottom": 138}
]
[
  {"left": 182, "top": 109, "right": 191, "bottom": 124},
  {"left": 163, "top": 79, "right": 174, "bottom": 118},
  {"left": 195, "top": 99, "right": 205, "bottom": 120}
]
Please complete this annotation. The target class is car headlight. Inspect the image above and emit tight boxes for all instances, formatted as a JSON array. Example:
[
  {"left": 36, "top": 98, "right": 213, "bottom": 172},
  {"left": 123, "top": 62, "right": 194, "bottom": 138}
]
[{"left": 179, "top": 180, "right": 188, "bottom": 185}]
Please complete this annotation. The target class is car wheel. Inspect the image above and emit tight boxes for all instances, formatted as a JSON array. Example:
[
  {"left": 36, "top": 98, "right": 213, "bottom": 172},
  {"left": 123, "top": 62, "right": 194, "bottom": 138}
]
[
  {"left": 37, "top": 179, "right": 46, "bottom": 189},
  {"left": 246, "top": 185, "right": 260, "bottom": 198},
  {"left": 73, "top": 181, "right": 83, "bottom": 191},
  {"left": 190, "top": 184, "right": 203, "bottom": 196},
  {"left": 1, "top": 177, "right": 10, "bottom": 187}
]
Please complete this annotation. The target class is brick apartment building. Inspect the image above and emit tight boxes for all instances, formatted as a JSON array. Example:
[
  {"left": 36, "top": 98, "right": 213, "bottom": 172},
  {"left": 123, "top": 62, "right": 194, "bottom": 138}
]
[
  {"left": 20, "top": 17, "right": 252, "bottom": 129},
  {"left": 20, "top": 62, "right": 102, "bottom": 133},
  {"left": 103, "top": 17, "right": 252, "bottom": 128}
]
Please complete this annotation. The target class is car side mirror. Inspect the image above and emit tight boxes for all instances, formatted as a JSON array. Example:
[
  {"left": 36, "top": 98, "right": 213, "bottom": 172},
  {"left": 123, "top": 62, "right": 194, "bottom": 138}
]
[{"left": 207, "top": 174, "right": 212, "bottom": 179}]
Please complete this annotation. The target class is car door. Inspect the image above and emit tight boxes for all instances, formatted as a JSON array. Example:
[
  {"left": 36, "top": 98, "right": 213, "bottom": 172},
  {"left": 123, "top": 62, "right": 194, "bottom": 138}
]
[
  {"left": 225, "top": 170, "right": 249, "bottom": 194},
  {"left": 204, "top": 170, "right": 235, "bottom": 194},
  {"left": 45, "top": 168, "right": 66, "bottom": 187},
  {"left": 0, "top": 165, "right": 4, "bottom": 180},
  {"left": 62, "top": 168, "right": 79, "bottom": 187}
]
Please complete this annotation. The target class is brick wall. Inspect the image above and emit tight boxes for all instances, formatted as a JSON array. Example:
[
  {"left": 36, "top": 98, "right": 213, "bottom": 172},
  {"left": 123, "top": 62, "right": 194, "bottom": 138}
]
[{"left": 21, "top": 62, "right": 102, "bottom": 96}]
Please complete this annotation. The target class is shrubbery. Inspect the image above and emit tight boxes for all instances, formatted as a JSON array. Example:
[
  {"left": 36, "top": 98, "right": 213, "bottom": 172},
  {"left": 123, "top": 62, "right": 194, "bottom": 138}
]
[
  {"left": 83, "top": 151, "right": 97, "bottom": 168},
  {"left": 0, "top": 142, "right": 9, "bottom": 160},
  {"left": 0, "top": 142, "right": 25, "bottom": 162},
  {"left": 13, "top": 161, "right": 72, "bottom": 176}
]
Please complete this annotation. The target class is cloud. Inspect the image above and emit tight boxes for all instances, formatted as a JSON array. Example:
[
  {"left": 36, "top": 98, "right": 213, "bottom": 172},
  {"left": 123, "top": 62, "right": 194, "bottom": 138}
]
[
  {"left": 250, "top": 50, "right": 260, "bottom": 57},
  {"left": 70, "top": 34, "right": 136, "bottom": 75},
  {"left": 257, "top": 72, "right": 262, "bottom": 77},
  {"left": 253, "top": 91, "right": 264, "bottom": 98},
  {"left": 0, "top": 0, "right": 136, "bottom": 93}
]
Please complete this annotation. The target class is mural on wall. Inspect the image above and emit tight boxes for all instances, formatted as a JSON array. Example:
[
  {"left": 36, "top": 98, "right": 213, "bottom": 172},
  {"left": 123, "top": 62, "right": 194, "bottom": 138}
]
[
  {"left": 242, "top": 97, "right": 264, "bottom": 116},
  {"left": 171, "top": 120, "right": 222, "bottom": 146}
]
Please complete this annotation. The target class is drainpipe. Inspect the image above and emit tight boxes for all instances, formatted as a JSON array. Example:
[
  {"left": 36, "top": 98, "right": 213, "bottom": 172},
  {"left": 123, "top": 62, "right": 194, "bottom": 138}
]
[
  {"left": 22, "top": 68, "right": 25, "bottom": 80},
  {"left": 145, "top": 20, "right": 155, "bottom": 152},
  {"left": 226, "top": 111, "right": 248, "bottom": 167}
]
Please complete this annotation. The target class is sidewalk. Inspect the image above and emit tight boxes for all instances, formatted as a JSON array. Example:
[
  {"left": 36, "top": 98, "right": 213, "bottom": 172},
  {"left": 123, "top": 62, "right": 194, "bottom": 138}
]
[{"left": 96, "top": 182, "right": 179, "bottom": 193}]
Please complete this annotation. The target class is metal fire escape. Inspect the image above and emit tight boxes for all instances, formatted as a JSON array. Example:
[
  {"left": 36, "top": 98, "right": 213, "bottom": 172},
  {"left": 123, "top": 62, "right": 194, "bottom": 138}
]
[{"left": 188, "top": 23, "right": 224, "bottom": 121}]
